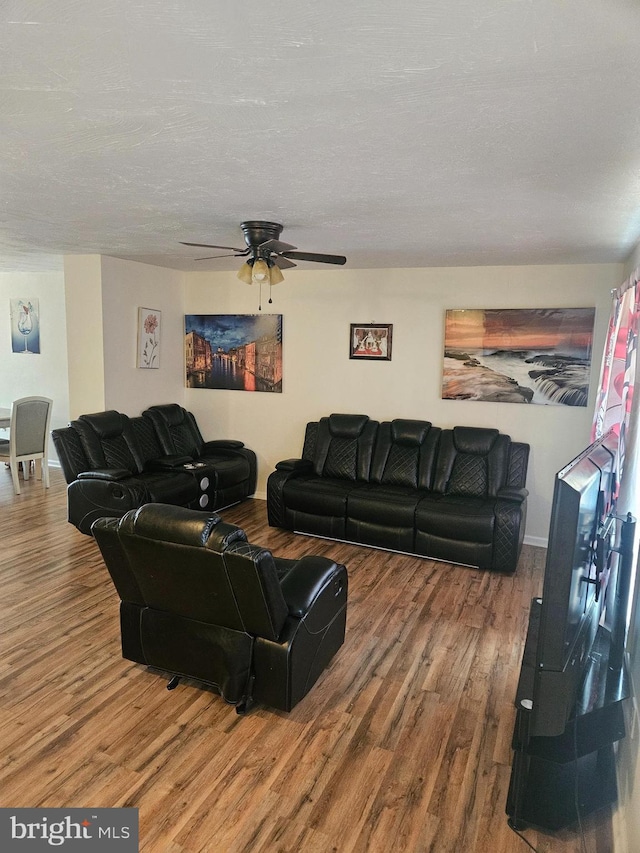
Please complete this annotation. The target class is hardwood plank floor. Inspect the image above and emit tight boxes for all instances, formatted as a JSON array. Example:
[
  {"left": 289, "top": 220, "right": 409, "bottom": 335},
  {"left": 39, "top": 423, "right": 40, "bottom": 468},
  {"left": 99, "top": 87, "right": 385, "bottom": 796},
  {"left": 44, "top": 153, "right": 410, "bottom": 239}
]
[{"left": 0, "top": 468, "right": 617, "bottom": 852}]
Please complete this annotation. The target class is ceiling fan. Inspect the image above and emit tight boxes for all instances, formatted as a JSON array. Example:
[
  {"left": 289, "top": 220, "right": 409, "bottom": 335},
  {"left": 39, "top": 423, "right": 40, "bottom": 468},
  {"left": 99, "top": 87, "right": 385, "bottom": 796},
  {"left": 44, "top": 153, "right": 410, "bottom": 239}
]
[{"left": 181, "top": 221, "right": 347, "bottom": 287}]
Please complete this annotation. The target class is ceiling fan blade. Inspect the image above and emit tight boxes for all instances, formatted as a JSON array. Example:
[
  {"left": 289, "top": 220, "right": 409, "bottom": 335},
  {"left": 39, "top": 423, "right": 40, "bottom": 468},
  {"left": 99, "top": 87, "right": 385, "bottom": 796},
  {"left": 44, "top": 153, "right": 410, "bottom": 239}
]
[
  {"left": 281, "top": 251, "right": 347, "bottom": 265},
  {"left": 272, "top": 255, "right": 297, "bottom": 270},
  {"left": 181, "top": 241, "right": 249, "bottom": 254},
  {"left": 194, "top": 253, "right": 242, "bottom": 261},
  {"left": 260, "top": 238, "right": 297, "bottom": 253}
]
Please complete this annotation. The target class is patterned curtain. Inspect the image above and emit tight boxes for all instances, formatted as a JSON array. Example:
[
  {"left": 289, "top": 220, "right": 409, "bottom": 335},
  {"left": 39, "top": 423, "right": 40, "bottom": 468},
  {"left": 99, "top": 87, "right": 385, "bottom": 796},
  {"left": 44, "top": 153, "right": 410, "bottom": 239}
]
[
  {"left": 592, "top": 268, "right": 640, "bottom": 490},
  {"left": 592, "top": 269, "right": 640, "bottom": 657}
]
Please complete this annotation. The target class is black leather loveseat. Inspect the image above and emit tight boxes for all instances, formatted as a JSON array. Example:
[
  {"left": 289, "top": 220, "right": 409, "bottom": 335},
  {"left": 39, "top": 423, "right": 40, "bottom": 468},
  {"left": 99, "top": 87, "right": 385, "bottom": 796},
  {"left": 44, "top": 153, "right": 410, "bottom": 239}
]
[
  {"left": 92, "top": 503, "right": 348, "bottom": 713},
  {"left": 52, "top": 404, "right": 256, "bottom": 534},
  {"left": 267, "top": 414, "right": 529, "bottom": 573}
]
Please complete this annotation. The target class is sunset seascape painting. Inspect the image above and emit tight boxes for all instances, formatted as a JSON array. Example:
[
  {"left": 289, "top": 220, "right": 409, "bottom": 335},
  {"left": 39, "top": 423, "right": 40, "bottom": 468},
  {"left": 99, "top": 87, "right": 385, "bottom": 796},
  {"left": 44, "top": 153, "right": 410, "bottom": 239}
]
[{"left": 441, "top": 307, "right": 596, "bottom": 406}]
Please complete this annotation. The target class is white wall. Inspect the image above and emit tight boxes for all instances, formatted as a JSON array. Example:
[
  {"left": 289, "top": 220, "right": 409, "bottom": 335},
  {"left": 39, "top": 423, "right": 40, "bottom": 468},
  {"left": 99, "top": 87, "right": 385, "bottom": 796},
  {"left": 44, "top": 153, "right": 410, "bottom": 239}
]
[
  {"left": 185, "top": 262, "right": 621, "bottom": 544},
  {"left": 100, "top": 256, "right": 186, "bottom": 414},
  {"left": 64, "top": 255, "right": 106, "bottom": 418},
  {"left": 0, "top": 269, "right": 70, "bottom": 462}
]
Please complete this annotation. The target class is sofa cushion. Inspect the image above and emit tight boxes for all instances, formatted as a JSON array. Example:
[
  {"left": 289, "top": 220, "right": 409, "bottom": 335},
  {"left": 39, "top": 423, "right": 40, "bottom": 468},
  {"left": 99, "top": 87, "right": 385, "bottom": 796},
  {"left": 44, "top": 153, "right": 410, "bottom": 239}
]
[
  {"left": 143, "top": 404, "right": 203, "bottom": 458},
  {"left": 328, "top": 413, "right": 370, "bottom": 438},
  {"left": 451, "top": 426, "right": 499, "bottom": 454},
  {"left": 390, "top": 418, "right": 432, "bottom": 446},
  {"left": 283, "top": 476, "right": 361, "bottom": 516},
  {"left": 192, "top": 454, "right": 251, "bottom": 489},
  {"left": 132, "top": 471, "right": 199, "bottom": 507},
  {"left": 348, "top": 484, "right": 422, "bottom": 527},
  {"left": 448, "top": 453, "right": 490, "bottom": 498},
  {"left": 312, "top": 414, "right": 377, "bottom": 480},
  {"left": 416, "top": 494, "right": 496, "bottom": 543},
  {"left": 74, "top": 411, "right": 142, "bottom": 473},
  {"left": 433, "top": 428, "right": 511, "bottom": 498},
  {"left": 370, "top": 420, "right": 440, "bottom": 490}
]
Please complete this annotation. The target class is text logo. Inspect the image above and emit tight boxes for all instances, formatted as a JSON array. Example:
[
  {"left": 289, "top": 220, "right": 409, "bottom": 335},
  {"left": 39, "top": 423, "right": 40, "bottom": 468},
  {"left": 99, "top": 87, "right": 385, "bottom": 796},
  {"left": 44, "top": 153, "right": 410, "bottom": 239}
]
[{"left": 0, "top": 809, "right": 138, "bottom": 851}]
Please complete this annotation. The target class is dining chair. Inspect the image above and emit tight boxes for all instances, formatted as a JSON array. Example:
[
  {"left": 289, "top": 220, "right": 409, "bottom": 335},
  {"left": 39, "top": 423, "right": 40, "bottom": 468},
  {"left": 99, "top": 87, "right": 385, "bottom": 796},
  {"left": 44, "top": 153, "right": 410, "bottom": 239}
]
[{"left": 0, "top": 396, "right": 53, "bottom": 495}]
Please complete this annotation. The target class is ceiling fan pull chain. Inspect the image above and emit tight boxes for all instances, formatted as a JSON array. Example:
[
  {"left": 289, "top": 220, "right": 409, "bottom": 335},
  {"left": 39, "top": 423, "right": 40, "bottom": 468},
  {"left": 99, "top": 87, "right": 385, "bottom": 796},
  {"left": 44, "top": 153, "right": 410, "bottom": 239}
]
[
  {"left": 258, "top": 278, "right": 262, "bottom": 311},
  {"left": 268, "top": 281, "right": 273, "bottom": 304}
]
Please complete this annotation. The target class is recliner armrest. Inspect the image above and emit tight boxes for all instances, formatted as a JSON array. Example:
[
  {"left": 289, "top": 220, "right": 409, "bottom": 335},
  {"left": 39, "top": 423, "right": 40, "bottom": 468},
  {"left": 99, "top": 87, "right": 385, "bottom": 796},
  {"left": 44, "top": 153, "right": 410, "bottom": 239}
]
[
  {"left": 275, "top": 458, "right": 314, "bottom": 474},
  {"left": 279, "top": 556, "right": 347, "bottom": 622},
  {"left": 77, "top": 468, "right": 133, "bottom": 481},
  {"left": 496, "top": 487, "right": 528, "bottom": 503}
]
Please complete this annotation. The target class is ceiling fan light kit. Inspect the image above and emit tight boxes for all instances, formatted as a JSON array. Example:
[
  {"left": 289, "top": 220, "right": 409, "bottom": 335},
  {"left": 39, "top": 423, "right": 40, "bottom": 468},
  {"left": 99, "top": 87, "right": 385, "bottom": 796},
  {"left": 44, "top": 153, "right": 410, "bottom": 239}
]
[
  {"left": 182, "top": 220, "right": 346, "bottom": 307},
  {"left": 237, "top": 257, "right": 285, "bottom": 284},
  {"left": 236, "top": 262, "right": 253, "bottom": 285}
]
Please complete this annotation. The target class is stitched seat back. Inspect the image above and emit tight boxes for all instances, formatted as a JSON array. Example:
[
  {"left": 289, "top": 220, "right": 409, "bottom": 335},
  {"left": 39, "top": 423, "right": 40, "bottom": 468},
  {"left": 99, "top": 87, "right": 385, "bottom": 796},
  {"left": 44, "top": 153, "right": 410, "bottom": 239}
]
[
  {"left": 130, "top": 415, "right": 165, "bottom": 466},
  {"left": 115, "top": 504, "right": 248, "bottom": 630},
  {"left": 433, "top": 427, "right": 511, "bottom": 498},
  {"left": 73, "top": 410, "right": 143, "bottom": 473},
  {"left": 371, "top": 419, "right": 441, "bottom": 489},
  {"left": 92, "top": 504, "right": 255, "bottom": 704},
  {"left": 143, "top": 404, "right": 204, "bottom": 458},
  {"left": 312, "top": 414, "right": 378, "bottom": 481}
]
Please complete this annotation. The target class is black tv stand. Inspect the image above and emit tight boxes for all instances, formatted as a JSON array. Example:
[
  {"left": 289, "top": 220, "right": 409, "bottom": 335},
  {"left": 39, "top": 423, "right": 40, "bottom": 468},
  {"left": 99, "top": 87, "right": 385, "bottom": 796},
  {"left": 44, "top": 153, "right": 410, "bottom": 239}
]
[
  {"left": 506, "top": 511, "right": 635, "bottom": 832},
  {"left": 506, "top": 602, "right": 629, "bottom": 831}
]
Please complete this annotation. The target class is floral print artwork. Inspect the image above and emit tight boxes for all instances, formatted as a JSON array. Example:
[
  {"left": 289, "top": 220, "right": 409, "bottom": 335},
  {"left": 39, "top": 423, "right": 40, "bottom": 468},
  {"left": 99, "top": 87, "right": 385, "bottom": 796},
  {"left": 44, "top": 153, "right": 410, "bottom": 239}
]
[{"left": 137, "top": 308, "right": 161, "bottom": 368}]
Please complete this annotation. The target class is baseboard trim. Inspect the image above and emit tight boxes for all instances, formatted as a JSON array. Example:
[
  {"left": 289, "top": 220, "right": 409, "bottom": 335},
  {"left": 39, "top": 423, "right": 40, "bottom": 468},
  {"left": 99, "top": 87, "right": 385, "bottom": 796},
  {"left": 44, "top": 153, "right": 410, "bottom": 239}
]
[{"left": 524, "top": 534, "right": 548, "bottom": 549}]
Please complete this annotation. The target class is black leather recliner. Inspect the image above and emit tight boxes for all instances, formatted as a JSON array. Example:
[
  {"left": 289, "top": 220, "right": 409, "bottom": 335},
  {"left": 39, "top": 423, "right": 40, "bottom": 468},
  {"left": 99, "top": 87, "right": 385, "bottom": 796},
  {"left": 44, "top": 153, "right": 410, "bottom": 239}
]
[{"left": 91, "top": 503, "right": 348, "bottom": 713}]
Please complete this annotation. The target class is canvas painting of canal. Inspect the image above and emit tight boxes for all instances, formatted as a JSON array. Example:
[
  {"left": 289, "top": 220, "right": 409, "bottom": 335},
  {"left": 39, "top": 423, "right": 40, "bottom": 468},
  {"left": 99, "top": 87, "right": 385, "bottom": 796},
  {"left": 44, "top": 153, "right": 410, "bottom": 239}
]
[
  {"left": 185, "top": 314, "right": 282, "bottom": 392},
  {"left": 442, "top": 307, "right": 596, "bottom": 406}
]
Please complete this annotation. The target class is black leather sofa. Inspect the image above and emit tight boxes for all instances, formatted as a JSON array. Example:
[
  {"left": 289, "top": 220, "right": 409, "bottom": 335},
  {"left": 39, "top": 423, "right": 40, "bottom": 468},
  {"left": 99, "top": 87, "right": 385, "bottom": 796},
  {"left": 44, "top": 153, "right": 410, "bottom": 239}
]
[
  {"left": 92, "top": 503, "right": 348, "bottom": 713},
  {"left": 52, "top": 404, "right": 257, "bottom": 535},
  {"left": 267, "top": 414, "right": 530, "bottom": 573}
]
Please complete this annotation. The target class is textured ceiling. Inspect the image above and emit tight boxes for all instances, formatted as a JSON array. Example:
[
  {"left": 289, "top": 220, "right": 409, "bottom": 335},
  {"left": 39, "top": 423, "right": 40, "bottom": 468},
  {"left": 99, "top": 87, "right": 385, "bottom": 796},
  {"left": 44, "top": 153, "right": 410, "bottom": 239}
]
[{"left": 2, "top": 0, "right": 640, "bottom": 273}]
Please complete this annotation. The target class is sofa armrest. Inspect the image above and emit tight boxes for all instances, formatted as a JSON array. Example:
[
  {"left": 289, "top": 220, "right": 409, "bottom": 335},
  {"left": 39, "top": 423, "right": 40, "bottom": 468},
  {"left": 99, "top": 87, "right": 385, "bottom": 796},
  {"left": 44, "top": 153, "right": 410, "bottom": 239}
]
[
  {"left": 497, "top": 487, "right": 528, "bottom": 503},
  {"left": 275, "top": 458, "right": 314, "bottom": 474},
  {"left": 144, "top": 455, "right": 193, "bottom": 471},
  {"left": 267, "top": 460, "right": 315, "bottom": 528},
  {"left": 202, "top": 439, "right": 245, "bottom": 451},
  {"left": 77, "top": 468, "right": 133, "bottom": 481}
]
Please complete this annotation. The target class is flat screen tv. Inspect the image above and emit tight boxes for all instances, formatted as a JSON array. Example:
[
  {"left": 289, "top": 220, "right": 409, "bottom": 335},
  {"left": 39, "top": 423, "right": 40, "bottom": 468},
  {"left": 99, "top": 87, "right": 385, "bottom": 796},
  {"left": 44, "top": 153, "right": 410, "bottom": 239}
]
[{"left": 530, "top": 429, "right": 618, "bottom": 737}]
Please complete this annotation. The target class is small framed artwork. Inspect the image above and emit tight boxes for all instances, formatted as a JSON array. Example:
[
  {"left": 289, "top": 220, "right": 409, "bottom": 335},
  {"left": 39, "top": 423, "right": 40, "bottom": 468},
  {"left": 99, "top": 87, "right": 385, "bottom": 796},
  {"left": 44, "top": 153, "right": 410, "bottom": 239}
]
[
  {"left": 349, "top": 323, "right": 393, "bottom": 360},
  {"left": 137, "top": 307, "right": 161, "bottom": 369},
  {"left": 10, "top": 298, "right": 40, "bottom": 354}
]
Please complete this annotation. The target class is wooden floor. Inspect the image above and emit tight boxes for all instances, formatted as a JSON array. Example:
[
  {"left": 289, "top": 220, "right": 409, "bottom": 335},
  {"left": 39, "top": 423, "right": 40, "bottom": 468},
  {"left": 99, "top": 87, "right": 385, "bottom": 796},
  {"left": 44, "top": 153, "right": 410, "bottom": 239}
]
[{"left": 0, "top": 468, "right": 617, "bottom": 852}]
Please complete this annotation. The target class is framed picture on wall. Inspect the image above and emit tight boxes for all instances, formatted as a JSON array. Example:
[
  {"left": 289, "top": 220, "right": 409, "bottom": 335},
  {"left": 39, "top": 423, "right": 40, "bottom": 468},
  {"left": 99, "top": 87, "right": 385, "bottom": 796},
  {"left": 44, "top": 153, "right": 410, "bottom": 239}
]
[
  {"left": 10, "top": 298, "right": 40, "bottom": 354},
  {"left": 137, "top": 307, "right": 161, "bottom": 369},
  {"left": 184, "top": 314, "right": 283, "bottom": 392},
  {"left": 349, "top": 323, "right": 393, "bottom": 360},
  {"left": 441, "top": 307, "right": 596, "bottom": 405}
]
